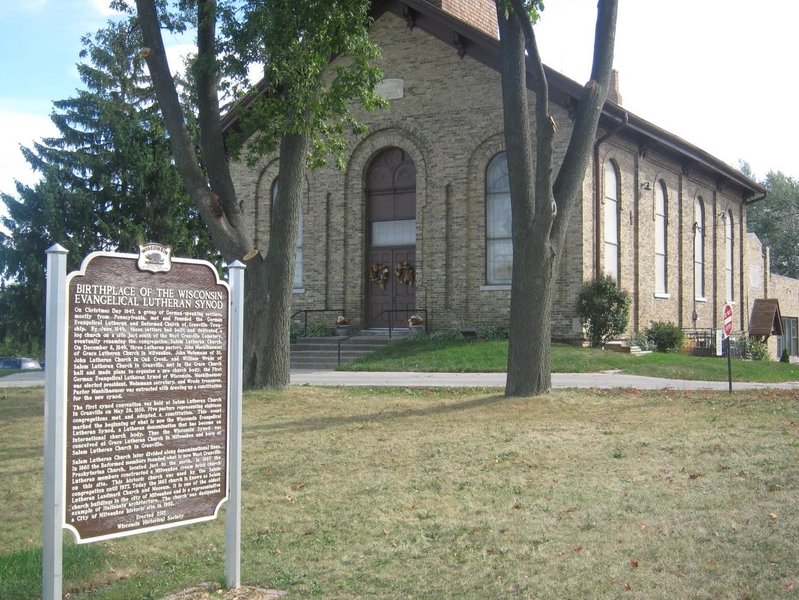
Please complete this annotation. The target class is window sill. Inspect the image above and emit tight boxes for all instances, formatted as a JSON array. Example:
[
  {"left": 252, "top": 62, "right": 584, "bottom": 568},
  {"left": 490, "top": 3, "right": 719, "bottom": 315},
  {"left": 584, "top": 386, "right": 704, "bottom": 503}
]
[
  {"left": 694, "top": 297, "right": 707, "bottom": 303},
  {"left": 654, "top": 293, "right": 670, "bottom": 300},
  {"left": 480, "top": 284, "right": 511, "bottom": 291},
  {"left": 292, "top": 288, "right": 305, "bottom": 294}
]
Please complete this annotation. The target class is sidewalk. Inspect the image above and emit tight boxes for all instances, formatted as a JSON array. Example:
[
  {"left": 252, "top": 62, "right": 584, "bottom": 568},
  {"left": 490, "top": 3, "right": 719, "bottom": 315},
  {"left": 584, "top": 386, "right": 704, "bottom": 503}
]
[
  {"left": 4, "top": 368, "right": 799, "bottom": 391},
  {"left": 290, "top": 369, "right": 799, "bottom": 390}
]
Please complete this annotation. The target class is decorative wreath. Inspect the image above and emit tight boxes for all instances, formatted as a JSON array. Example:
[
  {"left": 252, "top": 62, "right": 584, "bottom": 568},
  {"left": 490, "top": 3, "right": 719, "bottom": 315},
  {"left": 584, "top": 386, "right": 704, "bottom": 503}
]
[
  {"left": 369, "top": 262, "right": 390, "bottom": 291},
  {"left": 394, "top": 261, "right": 416, "bottom": 285}
]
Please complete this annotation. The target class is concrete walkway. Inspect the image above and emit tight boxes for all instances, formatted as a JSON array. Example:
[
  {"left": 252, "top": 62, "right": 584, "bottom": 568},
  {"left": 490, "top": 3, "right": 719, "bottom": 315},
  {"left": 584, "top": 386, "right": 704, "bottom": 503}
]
[
  {"left": 291, "top": 369, "right": 799, "bottom": 390},
  {"left": 6, "top": 369, "right": 799, "bottom": 391}
]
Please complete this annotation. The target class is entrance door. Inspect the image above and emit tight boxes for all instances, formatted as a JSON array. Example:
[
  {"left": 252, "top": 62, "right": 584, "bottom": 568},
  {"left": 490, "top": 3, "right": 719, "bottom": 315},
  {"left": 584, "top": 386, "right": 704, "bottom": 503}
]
[{"left": 366, "top": 148, "right": 416, "bottom": 327}]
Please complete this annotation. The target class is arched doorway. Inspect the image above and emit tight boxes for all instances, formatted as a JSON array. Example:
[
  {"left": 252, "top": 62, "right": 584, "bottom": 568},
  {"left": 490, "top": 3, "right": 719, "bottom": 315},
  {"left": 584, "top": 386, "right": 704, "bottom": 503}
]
[{"left": 366, "top": 147, "right": 416, "bottom": 327}]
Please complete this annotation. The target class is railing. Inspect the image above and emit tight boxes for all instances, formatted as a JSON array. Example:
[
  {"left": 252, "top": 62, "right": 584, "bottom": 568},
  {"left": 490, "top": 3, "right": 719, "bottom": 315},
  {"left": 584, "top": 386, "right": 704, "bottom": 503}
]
[
  {"left": 337, "top": 308, "right": 428, "bottom": 365},
  {"left": 683, "top": 328, "right": 717, "bottom": 356},
  {"left": 290, "top": 308, "right": 343, "bottom": 338}
]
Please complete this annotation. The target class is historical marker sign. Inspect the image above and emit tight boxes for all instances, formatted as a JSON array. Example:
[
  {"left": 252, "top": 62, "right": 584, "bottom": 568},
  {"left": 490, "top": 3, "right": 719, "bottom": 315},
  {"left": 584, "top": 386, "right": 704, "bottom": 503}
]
[{"left": 64, "top": 245, "right": 230, "bottom": 543}]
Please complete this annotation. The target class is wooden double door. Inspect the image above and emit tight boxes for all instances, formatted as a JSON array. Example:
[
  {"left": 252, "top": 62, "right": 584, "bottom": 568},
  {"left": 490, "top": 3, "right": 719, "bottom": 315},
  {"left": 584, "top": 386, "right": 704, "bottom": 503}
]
[{"left": 366, "top": 148, "right": 417, "bottom": 327}]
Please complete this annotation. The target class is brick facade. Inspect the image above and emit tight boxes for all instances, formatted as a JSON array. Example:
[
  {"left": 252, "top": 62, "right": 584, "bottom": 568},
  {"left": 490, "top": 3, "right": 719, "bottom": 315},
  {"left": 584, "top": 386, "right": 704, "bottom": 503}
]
[
  {"left": 230, "top": 4, "right": 785, "bottom": 347},
  {"left": 425, "top": 0, "right": 498, "bottom": 38}
]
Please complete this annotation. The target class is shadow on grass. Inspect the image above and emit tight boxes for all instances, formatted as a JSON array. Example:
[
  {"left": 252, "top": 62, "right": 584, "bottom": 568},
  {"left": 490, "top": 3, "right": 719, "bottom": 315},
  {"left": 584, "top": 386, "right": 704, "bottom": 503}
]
[{"left": 249, "top": 392, "right": 509, "bottom": 436}]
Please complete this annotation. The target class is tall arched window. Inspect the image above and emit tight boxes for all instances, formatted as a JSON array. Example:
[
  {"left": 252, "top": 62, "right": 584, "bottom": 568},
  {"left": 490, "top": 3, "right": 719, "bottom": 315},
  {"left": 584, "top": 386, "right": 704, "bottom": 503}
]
[
  {"left": 694, "top": 198, "right": 705, "bottom": 300},
  {"left": 486, "top": 152, "right": 512, "bottom": 285},
  {"left": 603, "top": 161, "right": 620, "bottom": 282},
  {"left": 725, "top": 209, "right": 734, "bottom": 302},
  {"left": 271, "top": 178, "right": 303, "bottom": 290},
  {"left": 655, "top": 181, "right": 668, "bottom": 295}
]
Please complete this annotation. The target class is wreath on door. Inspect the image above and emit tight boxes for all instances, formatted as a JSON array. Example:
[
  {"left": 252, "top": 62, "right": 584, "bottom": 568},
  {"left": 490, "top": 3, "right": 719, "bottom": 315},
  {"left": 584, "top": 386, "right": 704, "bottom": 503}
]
[
  {"left": 394, "top": 261, "right": 415, "bottom": 285},
  {"left": 369, "top": 262, "right": 390, "bottom": 291}
]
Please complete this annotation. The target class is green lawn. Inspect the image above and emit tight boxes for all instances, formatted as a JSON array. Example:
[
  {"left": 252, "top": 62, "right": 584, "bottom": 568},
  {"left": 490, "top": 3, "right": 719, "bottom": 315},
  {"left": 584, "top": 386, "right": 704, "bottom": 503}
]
[
  {"left": 339, "top": 338, "right": 799, "bottom": 382},
  {"left": 2, "top": 386, "right": 799, "bottom": 598}
]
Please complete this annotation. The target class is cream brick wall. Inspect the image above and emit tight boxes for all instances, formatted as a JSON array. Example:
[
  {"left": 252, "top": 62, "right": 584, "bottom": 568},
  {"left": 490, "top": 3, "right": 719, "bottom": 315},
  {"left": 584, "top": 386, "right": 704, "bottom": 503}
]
[{"left": 230, "top": 10, "right": 764, "bottom": 343}]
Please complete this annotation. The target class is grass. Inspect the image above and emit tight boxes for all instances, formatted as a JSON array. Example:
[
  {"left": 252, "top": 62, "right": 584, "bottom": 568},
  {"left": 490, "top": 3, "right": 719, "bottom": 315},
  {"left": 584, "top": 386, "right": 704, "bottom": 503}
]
[
  {"left": 339, "top": 338, "right": 799, "bottom": 382},
  {"left": 3, "top": 385, "right": 799, "bottom": 598}
]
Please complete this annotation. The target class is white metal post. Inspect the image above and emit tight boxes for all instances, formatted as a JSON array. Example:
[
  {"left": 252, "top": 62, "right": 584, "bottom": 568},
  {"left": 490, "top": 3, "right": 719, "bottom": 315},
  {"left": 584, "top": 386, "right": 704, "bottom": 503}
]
[
  {"left": 225, "top": 261, "right": 245, "bottom": 589},
  {"left": 43, "top": 244, "right": 68, "bottom": 600}
]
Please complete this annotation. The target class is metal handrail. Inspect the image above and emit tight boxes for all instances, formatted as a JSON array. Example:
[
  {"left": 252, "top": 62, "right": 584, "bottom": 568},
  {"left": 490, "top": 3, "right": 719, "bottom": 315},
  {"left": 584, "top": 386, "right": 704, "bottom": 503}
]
[
  {"left": 337, "top": 308, "right": 428, "bottom": 364},
  {"left": 290, "top": 308, "right": 344, "bottom": 338}
]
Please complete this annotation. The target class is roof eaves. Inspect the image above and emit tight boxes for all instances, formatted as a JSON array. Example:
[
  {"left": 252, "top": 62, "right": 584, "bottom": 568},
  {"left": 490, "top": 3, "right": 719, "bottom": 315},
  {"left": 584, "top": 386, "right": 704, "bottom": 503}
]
[{"left": 220, "top": 0, "right": 767, "bottom": 199}]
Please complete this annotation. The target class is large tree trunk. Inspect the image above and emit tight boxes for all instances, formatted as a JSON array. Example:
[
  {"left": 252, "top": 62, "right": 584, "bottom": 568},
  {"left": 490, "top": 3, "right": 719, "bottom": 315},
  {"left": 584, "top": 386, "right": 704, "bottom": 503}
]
[
  {"left": 498, "top": 6, "right": 558, "bottom": 396},
  {"left": 243, "top": 133, "right": 307, "bottom": 388},
  {"left": 497, "top": 0, "right": 617, "bottom": 397},
  {"left": 137, "top": 0, "right": 302, "bottom": 389}
]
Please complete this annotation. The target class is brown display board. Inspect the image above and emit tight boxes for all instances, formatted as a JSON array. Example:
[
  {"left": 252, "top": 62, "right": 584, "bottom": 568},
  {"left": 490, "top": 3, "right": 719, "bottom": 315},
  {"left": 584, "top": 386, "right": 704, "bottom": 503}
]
[{"left": 64, "top": 248, "right": 229, "bottom": 542}]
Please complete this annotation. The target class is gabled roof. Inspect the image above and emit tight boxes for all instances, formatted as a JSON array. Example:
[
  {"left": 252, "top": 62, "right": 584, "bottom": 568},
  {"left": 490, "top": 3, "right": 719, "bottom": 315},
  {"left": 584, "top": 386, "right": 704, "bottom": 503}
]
[
  {"left": 222, "top": 0, "right": 766, "bottom": 200},
  {"left": 749, "top": 298, "right": 783, "bottom": 337}
]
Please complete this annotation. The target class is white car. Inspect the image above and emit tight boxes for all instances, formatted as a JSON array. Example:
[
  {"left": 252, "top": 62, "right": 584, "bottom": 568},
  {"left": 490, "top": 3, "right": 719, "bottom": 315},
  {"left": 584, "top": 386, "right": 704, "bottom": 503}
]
[{"left": 0, "top": 357, "right": 42, "bottom": 370}]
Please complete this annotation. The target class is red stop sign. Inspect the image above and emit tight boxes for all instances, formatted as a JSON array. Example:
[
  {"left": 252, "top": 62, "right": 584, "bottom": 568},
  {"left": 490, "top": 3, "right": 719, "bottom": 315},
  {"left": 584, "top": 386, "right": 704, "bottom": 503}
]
[{"left": 723, "top": 304, "right": 733, "bottom": 336}]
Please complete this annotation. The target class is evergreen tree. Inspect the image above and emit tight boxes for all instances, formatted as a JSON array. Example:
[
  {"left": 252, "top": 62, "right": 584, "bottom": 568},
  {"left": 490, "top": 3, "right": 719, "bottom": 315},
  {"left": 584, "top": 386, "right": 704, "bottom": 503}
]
[{"left": 0, "top": 20, "right": 214, "bottom": 354}]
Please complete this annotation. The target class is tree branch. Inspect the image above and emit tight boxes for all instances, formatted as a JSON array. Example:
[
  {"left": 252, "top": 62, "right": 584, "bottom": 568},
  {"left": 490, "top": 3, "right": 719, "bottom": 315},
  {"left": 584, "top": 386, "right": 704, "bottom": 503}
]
[
  {"left": 508, "top": 0, "right": 555, "bottom": 228},
  {"left": 135, "top": 0, "right": 252, "bottom": 260},
  {"left": 552, "top": 0, "right": 618, "bottom": 241},
  {"left": 196, "top": 0, "right": 242, "bottom": 228}
]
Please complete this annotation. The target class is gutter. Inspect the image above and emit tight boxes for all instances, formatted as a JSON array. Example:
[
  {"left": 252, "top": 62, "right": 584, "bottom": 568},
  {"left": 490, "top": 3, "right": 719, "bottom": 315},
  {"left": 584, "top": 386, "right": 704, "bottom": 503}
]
[
  {"left": 743, "top": 191, "right": 768, "bottom": 206},
  {"left": 593, "top": 111, "right": 629, "bottom": 279}
]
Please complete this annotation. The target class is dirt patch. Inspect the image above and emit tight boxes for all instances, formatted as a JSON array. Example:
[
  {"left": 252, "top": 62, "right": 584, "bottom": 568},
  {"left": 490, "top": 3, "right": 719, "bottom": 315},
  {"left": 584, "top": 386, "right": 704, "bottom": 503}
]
[{"left": 160, "top": 583, "right": 287, "bottom": 600}]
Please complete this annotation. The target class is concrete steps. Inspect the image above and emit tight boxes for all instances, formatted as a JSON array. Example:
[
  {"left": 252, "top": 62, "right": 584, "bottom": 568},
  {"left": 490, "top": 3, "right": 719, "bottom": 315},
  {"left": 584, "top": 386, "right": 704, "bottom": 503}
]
[
  {"left": 290, "top": 330, "right": 410, "bottom": 369},
  {"left": 605, "top": 340, "right": 652, "bottom": 357}
]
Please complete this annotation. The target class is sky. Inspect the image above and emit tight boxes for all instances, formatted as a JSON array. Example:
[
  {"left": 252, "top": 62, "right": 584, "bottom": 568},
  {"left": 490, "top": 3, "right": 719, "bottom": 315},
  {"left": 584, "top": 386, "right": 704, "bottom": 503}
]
[{"left": 0, "top": 0, "right": 797, "bottom": 208}]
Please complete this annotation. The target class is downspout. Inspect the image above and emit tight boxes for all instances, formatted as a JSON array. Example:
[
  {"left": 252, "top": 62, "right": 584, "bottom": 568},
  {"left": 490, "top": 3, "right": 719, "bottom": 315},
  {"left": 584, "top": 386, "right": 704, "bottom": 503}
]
[{"left": 593, "top": 111, "right": 629, "bottom": 279}]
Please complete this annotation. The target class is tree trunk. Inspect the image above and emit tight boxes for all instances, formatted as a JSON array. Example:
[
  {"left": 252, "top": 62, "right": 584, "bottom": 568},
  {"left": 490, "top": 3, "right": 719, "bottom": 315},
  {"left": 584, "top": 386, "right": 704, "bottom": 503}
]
[
  {"left": 497, "top": 0, "right": 617, "bottom": 397},
  {"left": 243, "top": 132, "right": 307, "bottom": 388}
]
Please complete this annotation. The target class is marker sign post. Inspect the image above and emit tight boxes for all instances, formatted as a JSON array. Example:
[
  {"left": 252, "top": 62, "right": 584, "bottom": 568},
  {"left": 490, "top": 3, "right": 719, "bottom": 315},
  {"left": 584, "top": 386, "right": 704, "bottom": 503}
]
[
  {"left": 723, "top": 303, "right": 733, "bottom": 393},
  {"left": 43, "top": 245, "right": 245, "bottom": 599}
]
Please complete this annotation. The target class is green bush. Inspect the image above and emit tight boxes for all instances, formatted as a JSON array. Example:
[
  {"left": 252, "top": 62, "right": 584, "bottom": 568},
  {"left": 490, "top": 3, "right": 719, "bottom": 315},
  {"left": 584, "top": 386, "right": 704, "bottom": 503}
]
[
  {"left": 428, "top": 330, "right": 464, "bottom": 342},
  {"left": 749, "top": 339, "right": 770, "bottom": 361},
  {"left": 645, "top": 321, "right": 684, "bottom": 353},
  {"left": 576, "top": 276, "right": 631, "bottom": 347},
  {"left": 630, "top": 332, "right": 656, "bottom": 352},
  {"left": 733, "top": 336, "right": 769, "bottom": 361},
  {"left": 781, "top": 349, "right": 790, "bottom": 363},
  {"left": 290, "top": 319, "right": 333, "bottom": 341},
  {"left": 477, "top": 325, "right": 509, "bottom": 340}
]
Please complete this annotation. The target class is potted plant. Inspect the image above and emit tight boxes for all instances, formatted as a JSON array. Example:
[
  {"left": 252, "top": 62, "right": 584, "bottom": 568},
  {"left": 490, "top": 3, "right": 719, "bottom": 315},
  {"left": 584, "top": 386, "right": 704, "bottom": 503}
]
[
  {"left": 407, "top": 314, "right": 424, "bottom": 335},
  {"left": 335, "top": 315, "right": 353, "bottom": 336}
]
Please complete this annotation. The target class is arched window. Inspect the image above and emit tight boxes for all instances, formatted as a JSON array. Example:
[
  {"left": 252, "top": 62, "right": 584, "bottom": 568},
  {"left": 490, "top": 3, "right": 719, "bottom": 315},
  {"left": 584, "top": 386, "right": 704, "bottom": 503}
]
[
  {"left": 271, "top": 178, "right": 303, "bottom": 290},
  {"left": 486, "top": 152, "right": 512, "bottom": 285},
  {"left": 655, "top": 181, "right": 668, "bottom": 295},
  {"left": 694, "top": 198, "right": 705, "bottom": 300},
  {"left": 603, "top": 161, "right": 620, "bottom": 282},
  {"left": 725, "top": 210, "right": 734, "bottom": 302}
]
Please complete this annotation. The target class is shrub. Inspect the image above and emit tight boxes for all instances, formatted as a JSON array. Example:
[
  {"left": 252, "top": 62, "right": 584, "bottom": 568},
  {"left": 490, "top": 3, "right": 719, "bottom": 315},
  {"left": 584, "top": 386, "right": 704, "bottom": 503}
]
[
  {"left": 748, "top": 339, "right": 770, "bottom": 361},
  {"left": 428, "top": 329, "right": 464, "bottom": 343},
  {"left": 290, "top": 319, "right": 333, "bottom": 341},
  {"left": 781, "top": 349, "right": 790, "bottom": 363},
  {"left": 645, "top": 321, "right": 684, "bottom": 353},
  {"left": 733, "top": 336, "right": 769, "bottom": 361},
  {"left": 629, "top": 332, "right": 656, "bottom": 352},
  {"left": 477, "top": 325, "right": 509, "bottom": 340},
  {"left": 576, "top": 276, "right": 631, "bottom": 347}
]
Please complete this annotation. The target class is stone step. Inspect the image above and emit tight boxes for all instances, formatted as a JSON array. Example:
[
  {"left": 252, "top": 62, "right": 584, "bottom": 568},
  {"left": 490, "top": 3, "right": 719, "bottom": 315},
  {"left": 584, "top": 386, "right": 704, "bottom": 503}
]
[
  {"left": 605, "top": 341, "right": 651, "bottom": 356},
  {"left": 290, "top": 331, "right": 400, "bottom": 370}
]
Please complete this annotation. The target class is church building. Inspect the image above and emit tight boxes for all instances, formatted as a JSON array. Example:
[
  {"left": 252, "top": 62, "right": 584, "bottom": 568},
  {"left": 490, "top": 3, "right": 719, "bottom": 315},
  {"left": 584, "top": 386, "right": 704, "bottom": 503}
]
[{"left": 226, "top": 0, "right": 778, "bottom": 348}]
